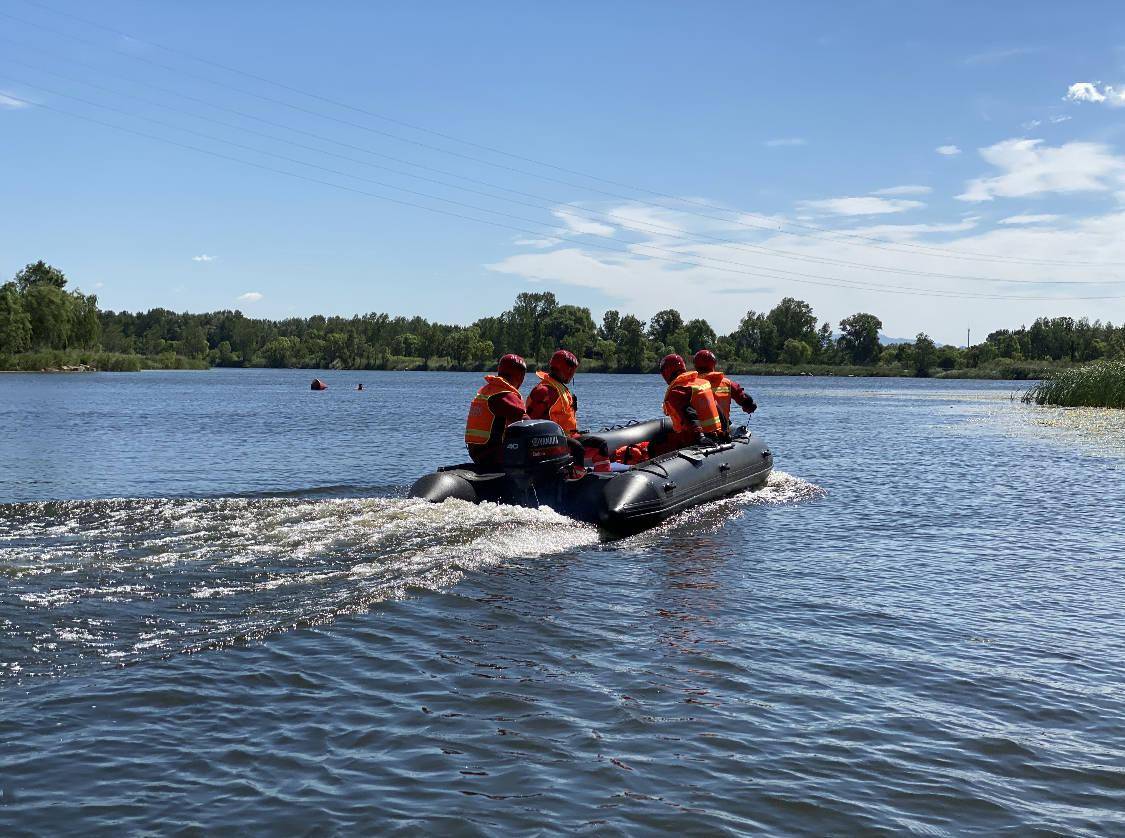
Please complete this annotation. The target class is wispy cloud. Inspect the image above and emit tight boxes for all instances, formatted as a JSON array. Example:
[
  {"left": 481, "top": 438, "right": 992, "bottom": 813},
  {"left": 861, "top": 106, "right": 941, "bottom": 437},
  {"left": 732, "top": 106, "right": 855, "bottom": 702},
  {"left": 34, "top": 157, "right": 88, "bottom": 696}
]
[
  {"left": 0, "top": 91, "right": 28, "bottom": 109},
  {"left": 192, "top": 254, "right": 215, "bottom": 262},
  {"left": 936, "top": 145, "right": 962, "bottom": 156},
  {"left": 999, "top": 214, "right": 1061, "bottom": 225},
  {"left": 764, "top": 137, "right": 806, "bottom": 148},
  {"left": 1021, "top": 119, "right": 1042, "bottom": 130},
  {"left": 1064, "top": 82, "right": 1125, "bottom": 106},
  {"left": 1050, "top": 114, "right": 1072, "bottom": 124},
  {"left": 962, "top": 46, "right": 1038, "bottom": 65},
  {"left": 957, "top": 138, "right": 1125, "bottom": 202},
  {"left": 486, "top": 196, "right": 1125, "bottom": 345},
  {"left": 554, "top": 209, "right": 614, "bottom": 237},
  {"left": 797, "top": 196, "right": 925, "bottom": 216},
  {"left": 872, "top": 185, "right": 932, "bottom": 196},
  {"left": 236, "top": 291, "right": 263, "bottom": 303}
]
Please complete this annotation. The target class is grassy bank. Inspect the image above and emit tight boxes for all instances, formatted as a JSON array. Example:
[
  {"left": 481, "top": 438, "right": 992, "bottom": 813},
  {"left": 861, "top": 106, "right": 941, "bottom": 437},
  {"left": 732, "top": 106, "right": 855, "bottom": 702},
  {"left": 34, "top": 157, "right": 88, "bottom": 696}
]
[
  {"left": 1022, "top": 360, "right": 1125, "bottom": 408},
  {"left": 0, "top": 351, "right": 208, "bottom": 372},
  {"left": 0, "top": 351, "right": 1093, "bottom": 381}
]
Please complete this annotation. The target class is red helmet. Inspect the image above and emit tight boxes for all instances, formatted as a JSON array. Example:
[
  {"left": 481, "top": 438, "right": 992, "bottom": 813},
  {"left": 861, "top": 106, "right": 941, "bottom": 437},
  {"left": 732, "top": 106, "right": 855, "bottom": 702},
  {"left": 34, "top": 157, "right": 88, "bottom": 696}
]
[
  {"left": 497, "top": 353, "right": 527, "bottom": 384},
  {"left": 660, "top": 353, "right": 686, "bottom": 382},
  {"left": 693, "top": 349, "right": 717, "bottom": 373},
  {"left": 549, "top": 349, "right": 579, "bottom": 382}
]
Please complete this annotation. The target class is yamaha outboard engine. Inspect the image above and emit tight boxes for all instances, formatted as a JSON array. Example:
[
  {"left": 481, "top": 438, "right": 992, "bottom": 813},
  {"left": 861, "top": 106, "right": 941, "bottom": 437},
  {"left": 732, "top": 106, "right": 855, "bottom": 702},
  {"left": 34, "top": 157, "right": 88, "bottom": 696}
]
[{"left": 501, "top": 419, "right": 572, "bottom": 507}]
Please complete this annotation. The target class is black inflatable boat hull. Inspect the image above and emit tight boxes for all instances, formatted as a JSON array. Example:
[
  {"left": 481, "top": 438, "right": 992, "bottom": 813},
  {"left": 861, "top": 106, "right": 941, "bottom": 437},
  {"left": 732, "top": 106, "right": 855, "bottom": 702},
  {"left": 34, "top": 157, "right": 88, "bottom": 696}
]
[{"left": 409, "top": 419, "right": 773, "bottom": 532}]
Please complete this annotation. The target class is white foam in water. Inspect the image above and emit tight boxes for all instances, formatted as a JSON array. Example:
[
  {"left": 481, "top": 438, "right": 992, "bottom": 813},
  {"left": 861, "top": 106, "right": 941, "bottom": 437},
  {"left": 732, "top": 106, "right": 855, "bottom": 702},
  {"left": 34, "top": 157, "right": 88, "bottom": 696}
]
[{"left": 1, "top": 474, "right": 821, "bottom": 676}]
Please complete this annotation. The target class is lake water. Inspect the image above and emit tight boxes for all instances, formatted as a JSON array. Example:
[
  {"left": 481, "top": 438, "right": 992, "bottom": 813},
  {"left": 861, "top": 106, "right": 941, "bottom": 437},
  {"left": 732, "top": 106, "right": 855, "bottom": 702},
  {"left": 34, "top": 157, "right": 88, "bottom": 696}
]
[{"left": 3, "top": 369, "right": 1125, "bottom": 834}]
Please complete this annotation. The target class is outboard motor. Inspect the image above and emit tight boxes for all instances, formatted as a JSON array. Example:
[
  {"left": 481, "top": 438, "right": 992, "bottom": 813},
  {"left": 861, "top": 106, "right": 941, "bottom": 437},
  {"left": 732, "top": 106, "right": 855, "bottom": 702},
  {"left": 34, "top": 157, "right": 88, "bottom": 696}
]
[{"left": 501, "top": 419, "right": 572, "bottom": 506}]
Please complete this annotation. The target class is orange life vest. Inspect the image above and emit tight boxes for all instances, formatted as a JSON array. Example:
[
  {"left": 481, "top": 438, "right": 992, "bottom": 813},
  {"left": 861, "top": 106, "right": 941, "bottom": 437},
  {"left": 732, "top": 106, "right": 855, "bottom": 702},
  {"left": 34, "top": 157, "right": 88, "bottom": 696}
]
[
  {"left": 534, "top": 371, "right": 579, "bottom": 436},
  {"left": 663, "top": 371, "right": 722, "bottom": 435},
  {"left": 465, "top": 375, "right": 522, "bottom": 446},
  {"left": 702, "top": 371, "right": 732, "bottom": 419}
]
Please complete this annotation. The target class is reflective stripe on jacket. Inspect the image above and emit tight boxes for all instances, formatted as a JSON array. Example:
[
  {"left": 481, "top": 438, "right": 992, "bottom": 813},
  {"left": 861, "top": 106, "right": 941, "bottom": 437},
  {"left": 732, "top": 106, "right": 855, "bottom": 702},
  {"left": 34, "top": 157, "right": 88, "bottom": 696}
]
[
  {"left": 533, "top": 371, "right": 579, "bottom": 436},
  {"left": 663, "top": 371, "right": 722, "bottom": 434},
  {"left": 702, "top": 371, "right": 732, "bottom": 420},
  {"left": 465, "top": 375, "right": 522, "bottom": 446}
]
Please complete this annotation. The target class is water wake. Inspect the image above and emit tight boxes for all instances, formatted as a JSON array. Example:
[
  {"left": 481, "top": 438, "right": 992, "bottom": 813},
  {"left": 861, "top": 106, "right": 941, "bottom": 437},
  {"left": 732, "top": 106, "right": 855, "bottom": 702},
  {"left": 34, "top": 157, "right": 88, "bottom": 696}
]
[
  {"left": 0, "top": 471, "right": 821, "bottom": 682},
  {"left": 0, "top": 496, "right": 598, "bottom": 681}
]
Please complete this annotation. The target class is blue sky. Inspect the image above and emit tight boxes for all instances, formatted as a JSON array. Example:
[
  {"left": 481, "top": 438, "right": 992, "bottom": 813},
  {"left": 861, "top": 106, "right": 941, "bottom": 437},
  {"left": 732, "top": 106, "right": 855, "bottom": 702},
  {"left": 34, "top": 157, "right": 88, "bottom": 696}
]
[{"left": 3, "top": 0, "right": 1125, "bottom": 343}]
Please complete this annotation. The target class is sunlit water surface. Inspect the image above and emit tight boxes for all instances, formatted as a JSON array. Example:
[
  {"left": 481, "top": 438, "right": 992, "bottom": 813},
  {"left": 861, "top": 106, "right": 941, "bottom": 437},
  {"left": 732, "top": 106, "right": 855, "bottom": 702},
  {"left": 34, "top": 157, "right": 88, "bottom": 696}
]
[{"left": 2, "top": 370, "right": 1124, "bottom": 834}]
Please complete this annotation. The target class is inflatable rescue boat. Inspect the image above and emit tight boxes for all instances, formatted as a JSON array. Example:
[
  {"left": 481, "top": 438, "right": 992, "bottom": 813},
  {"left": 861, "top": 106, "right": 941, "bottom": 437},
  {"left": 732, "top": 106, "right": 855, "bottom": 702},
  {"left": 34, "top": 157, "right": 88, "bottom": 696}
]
[{"left": 409, "top": 418, "right": 773, "bottom": 532}]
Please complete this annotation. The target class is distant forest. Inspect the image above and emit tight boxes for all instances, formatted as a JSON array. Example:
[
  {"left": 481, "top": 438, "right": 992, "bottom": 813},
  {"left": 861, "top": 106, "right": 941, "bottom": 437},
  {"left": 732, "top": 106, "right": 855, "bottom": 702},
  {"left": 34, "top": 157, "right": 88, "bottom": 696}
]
[{"left": 2, "top": 260, "right": 1123, "bottom": 377}]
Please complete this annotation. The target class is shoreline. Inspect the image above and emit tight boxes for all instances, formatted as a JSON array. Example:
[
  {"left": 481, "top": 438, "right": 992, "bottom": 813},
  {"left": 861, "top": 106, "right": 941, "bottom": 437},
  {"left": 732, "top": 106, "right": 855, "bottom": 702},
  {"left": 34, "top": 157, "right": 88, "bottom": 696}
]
[{"left": 0, "top": 364, "right": 1045, "bottom": 381}]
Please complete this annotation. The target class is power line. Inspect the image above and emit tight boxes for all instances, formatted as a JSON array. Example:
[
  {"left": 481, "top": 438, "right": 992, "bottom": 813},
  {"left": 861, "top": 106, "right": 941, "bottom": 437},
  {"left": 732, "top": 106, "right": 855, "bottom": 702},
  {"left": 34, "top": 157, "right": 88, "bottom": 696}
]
[
  {"left": 5, "top": 90, "right": 1121, "bottom": 302},
  {"left": 7, "top": 1, "right": 1125, "bottom": 270},
  {"left": 2, "top": 47, "right": 1120, "bottom": 289}
]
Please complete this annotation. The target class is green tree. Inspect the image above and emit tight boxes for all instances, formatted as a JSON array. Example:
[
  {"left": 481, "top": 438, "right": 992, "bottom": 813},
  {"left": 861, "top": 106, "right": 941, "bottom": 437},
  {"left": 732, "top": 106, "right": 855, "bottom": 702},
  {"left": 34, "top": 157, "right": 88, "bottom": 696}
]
[
  {"left": 599, "top": 310, "right": 621, "bottom": 343},
  {"left": 262, "top": 336, "right": 298, "bottom": 367},
  {"left": 617, "top": 315, "right": 648, "bottom": 372},
  {"left": 814, "top": 322, "right": 836, "bottom": 361},
  {"left": 837, "top": 313, "right": 883, "bottom": 365},
  {"left": 508, "top": 291, "right": 557, "bottom": 359},
  {"left": 542, "top": 304, "right": 596, "bottom": 358},
  {"left": 781, "top": 338, "right": 812, "bottom": 365},
  {"left": 730, "top": 311, "right": 778, "bottom": 363},
  {"left": 647, "top": 309, "right": 684, "bottom": 345},
  {"left": 70, "top": 292, "right": 101, "bottom": 349},
  {"left": 595, "top": 338, "right": 618, "bottom": 371},
  {"left": 0, "top": 282, "right": 32, "bottom": 353},
  {"left": 24, "top": 283, "right": 73, "bottom": 349},
  {"left": 14, "top": 260, "right": 67, "bottom": 293},
  {"left": 767, "top": 298, "right": 818, "bottom": 346},
  {"left": 142, "top": 326, "right": 165, "bottom": 356},
  {"left": 181, "top": 323, "right": 209, "bottom": 358},
  {"left": 913, "top": 333, "right": 937, "bottom": 377},
  {"left": 684, "top": 318, "right": 716, "bottom": 353}
]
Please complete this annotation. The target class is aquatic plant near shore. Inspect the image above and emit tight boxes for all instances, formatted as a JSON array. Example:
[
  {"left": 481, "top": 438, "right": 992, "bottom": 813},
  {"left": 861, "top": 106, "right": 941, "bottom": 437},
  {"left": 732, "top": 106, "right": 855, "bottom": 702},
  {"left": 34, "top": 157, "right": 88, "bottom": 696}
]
[{"left": 1022, "top": 360, "right": 1125, "bottom": 408}]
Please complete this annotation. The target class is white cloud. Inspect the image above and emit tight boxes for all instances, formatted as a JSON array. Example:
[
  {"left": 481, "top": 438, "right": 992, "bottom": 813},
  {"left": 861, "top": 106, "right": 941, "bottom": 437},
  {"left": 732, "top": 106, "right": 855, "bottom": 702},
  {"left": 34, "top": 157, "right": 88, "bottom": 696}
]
[
  {"left": 957, "top": 138, "right": 1125, "bottom": 202},
  {"left": 192, "top": 254, "right": 215, "bottom": 262},
  {"left": 236, "top": 292, "right": 263, "bottom": 303},
  {"left": 1050, "top": 114, "right": 1072, "bottom": 124},
  {"left": 872, "top": 185, "right": 933, "bottom": 196},
  {"left": 936, "top": 145, "right": 962, "bottom": 156},
  {"left": 764, "top": 137, "right": 806, "bottom": 147},
  {"left": 999, "top": 214, "right": 1061, "bottom": 225},
  {"left": 1021, "top": 119, "right": 1042, "bottom": 130},
  {"left": 0, "top": 92, "right": 27, "bottom": 109},
  {"left": 93, "top": 281, "right": 105, "bottom": 289},
  {"left": 486, "top": 197, "right": 1125, "bottom": 346},
  {"left": 1064, "top": 82, "right": 1125, "bottom": 106},
  {"left": 553, "top": 209, "right": 614, "bottom": 237},
  {"left": 797, "top": 196, "right": 925, "bottom": 216}
]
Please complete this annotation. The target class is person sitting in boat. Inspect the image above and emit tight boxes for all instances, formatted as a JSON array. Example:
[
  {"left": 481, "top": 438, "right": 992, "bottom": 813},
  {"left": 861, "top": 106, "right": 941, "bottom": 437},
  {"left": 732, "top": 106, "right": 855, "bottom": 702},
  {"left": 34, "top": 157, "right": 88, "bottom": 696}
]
[
  {"left": 465, "top": 354, "right": 529, "bottom": 469},
  {"left": 648, "top": 353, "right": 725, "bottom": 458},
  {"left": 527, "top": 349, "right": 586, "bottom": 473},
  {"left": 692, "top": 348, "right": 756, "bottom": 431}
]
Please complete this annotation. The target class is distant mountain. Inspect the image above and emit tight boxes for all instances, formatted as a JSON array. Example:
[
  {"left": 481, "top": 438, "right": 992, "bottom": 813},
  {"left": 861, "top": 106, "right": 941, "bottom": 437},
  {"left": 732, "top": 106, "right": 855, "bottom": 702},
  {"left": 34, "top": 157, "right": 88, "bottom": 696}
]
[{"left": 879, "top": 334, "right": 913, "bottom": 345}]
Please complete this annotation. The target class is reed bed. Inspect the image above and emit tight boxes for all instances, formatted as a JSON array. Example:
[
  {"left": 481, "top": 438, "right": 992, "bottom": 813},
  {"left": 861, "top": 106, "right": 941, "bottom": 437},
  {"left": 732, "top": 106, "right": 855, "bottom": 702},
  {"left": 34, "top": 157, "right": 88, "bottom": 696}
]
[{"left": 1022, "top": 360, "right": 1125, "bottom": 408}]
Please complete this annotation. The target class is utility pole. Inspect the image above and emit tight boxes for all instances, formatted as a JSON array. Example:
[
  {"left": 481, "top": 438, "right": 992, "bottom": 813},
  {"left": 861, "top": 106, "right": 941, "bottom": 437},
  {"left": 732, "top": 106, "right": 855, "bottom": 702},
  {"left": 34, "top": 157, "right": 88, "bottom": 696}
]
[{"left": 967, "top": 327, "right": 971, "bottom": 348}]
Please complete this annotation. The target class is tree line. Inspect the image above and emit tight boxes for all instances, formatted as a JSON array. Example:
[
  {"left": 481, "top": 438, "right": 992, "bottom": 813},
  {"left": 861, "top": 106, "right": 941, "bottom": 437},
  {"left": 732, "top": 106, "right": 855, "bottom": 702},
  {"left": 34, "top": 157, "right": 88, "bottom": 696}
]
[{"left": 3, "top": 261, "right": 1125, "bottom": 375}]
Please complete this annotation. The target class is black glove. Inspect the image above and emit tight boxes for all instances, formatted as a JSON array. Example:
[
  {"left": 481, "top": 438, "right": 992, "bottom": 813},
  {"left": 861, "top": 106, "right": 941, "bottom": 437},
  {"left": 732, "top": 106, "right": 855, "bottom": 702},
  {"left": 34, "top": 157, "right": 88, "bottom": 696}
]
[
  {"left": 572, "top": 393, "right": 578, "bottom": 410},
  {"left": 744, "top": 398, "right": 757, "bottom": 414}
]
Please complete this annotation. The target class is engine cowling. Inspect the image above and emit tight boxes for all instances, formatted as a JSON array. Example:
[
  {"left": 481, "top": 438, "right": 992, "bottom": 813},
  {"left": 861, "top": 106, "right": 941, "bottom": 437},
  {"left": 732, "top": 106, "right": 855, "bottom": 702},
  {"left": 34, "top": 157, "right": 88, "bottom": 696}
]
[{"left": 502, "top": 419, "right": 572, "bottom": 481}]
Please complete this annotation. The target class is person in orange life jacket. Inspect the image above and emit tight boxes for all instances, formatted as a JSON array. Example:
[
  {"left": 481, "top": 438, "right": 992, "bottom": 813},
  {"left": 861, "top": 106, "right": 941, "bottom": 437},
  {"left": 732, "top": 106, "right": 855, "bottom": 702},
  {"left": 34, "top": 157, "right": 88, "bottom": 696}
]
[
  {"left": 464, "top": 354, "right": 529, "bottom": 469},
  {"left": 692, "top": 349, "right": 756, "bottom": 430},
  {"left": 647, "top": 353, "right": 725, "bottom": 458},
  {"left": 527, "top": 349, "right": 585, "bottom": 470}
]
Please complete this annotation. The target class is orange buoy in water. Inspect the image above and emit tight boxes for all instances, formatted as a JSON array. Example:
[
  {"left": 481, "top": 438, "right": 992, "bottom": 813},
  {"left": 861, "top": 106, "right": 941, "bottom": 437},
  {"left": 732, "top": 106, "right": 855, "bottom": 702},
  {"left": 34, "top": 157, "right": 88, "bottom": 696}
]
[{"left": 311, "top": 378, "right": 328, "bottom": 391}]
